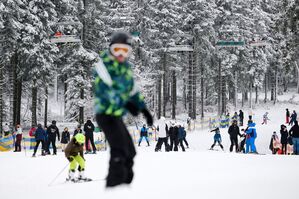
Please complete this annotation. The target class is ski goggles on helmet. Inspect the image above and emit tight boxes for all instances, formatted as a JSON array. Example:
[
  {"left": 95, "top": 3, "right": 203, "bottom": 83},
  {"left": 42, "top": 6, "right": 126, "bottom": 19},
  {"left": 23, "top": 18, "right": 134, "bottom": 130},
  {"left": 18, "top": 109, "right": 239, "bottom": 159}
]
[{"left": 110, "top": 44, "right": 132, "bottom": 58}]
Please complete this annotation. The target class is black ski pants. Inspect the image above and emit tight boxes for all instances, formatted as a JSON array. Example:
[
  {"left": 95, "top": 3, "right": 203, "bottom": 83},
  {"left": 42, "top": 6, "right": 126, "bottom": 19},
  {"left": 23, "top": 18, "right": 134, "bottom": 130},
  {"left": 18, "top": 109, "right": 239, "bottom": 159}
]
[
  {"left": 229, "top": 136, "right": 238, "bottom": 152},
  {"left": 155, "top": 137, "right": 169, "bottom": 151},
  {"left": 96, "top": 114, "right": 136, "bottom": 186},
  {"left": 85, "top": 133, "right": 97, "bottom": 152},
  {"left": 281, "top": 143, "right": 287, "bottom": 155},
  {"left": 33, "top": 140, "right": 44, "bottom": 155},
  {"left": 48, "top": 137, "right": 57, "bottom": 154},
  {"left": 183, "top": 137, "right": 189, "bottom": 147},
  {"left": 170, "top": 137, "right": 178, "bottom": 151},
  {"left": 178, "top": 139, "right": 185, "bottom": 151}
]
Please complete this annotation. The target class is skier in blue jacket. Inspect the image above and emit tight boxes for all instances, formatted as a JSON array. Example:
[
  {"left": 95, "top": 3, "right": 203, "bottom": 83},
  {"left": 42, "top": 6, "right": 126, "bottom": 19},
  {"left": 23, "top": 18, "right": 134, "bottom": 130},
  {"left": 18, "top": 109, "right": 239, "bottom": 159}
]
[
  {"left": 32, "top": 124, "right": 47, "bottom": 157},
  {"left": 210, "top": 127, "right": 224, "bottom": 150},
  {"left": 138, "top": 124, "right": 150, "bottom": 146},
  {"left": 245, "top": 122, "right": 257, "bottom": 153}
]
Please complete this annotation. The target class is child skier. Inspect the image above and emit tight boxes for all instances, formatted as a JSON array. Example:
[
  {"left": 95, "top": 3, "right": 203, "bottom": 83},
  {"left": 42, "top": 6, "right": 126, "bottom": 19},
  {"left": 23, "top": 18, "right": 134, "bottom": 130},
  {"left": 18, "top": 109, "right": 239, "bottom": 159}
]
[
  {"left": 238, "top": 129, "right": 246, "bottom": 153},
  {"left": 138, "top": 124, "right": 150, "bottom": 146},
  {"left": 262, "top": 112, "right": 270, "bottom": 125},
  {"left": 210, "top": 127, "right": 224, "bottom": 150},
  {"left": 65, "top": 133, "right": 90, "bottom": 182},
  {"left": 93, "top": 32, "right": 153, "bottom": 187}
]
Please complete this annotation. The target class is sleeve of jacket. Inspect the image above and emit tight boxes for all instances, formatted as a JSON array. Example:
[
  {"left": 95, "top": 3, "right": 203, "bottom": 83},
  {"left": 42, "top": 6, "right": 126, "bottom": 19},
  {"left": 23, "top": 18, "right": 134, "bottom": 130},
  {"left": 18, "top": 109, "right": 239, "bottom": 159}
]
[
  {"left": 91, "top": 123, "right": 95, "bottom": 132},
  {"left": 56, "top": 127, "right": 60, "bottom": 141},
  {"left": 64, "top": 140, "right": 73, "bottom": 157},
  {"left": 93, "top": 65, "right": 123, "bottom": 110},
  {"left": 237, "top": 126, "right": 241, "bottom": 137},
  {"left": 80, "top": 147, "right": 84, "bottom": 159},
  {"left": 83, "top": 124, "right": 88, "bottom": 132}
]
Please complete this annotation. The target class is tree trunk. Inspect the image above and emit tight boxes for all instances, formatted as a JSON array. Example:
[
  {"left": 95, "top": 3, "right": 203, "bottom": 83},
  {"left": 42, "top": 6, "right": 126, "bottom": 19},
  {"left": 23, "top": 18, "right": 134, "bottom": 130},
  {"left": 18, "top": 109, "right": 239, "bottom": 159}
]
[
  {"left": 264, "top": 72, "right": 267, "bottom": 103},
  {"left": 0, "top": 64, "right": 3, "bottom": 134},
  {"left": 31, "top": 79, "right": 37, "bottom": 127},
  {"left": 192, "top": 52, "right": 196, "bottom": 119},
  {"left": 188, "top": 51, "right": 193, "bottom": 118},
  {"left": 221, "top": 77, "right": 226, "bottom": 115},
  {"left": 64, "top": 79, "right": 67, "bottom": 119},
  {"left": 12, "top": 53, "right": 18, "bottom": 127},
  {"left": 171, "top": 70, "right": 176, "bottom": 119},
  {"left": 234, "top": 70, "right": 238, "bottom": 110},
  {"left": 183, "top": 77, "right": 187, "bottom": 110},
  {"left": 162, "top": 52, "right": 167, "bottom": 117},
  {"left": 79, "top": 87, "right": 84, "bottom": 125},
  {"left": 44, "top": 86, "right": 48, "bottom": 127},
  {"left": 157, "top": 77, "right": 161, "bottom": 119},
  {"left": 274, "top": 65, "right": 278, "bottom": 104},
  {"left": 255, "top": 86, "right": 259, "bottom": 104},
  {"left": 200, "top": 63, "right": 204, "bottom": 119},
  {"left": 295, "top": 61, "right": 299, "bottom": 94},
  {"left": 16, "top": 78, "right": 22, "bottom": 125},
  {"left": 218, "top": 59, "right": 222, "bottom": 116},
  {"left": 249, "top": 77, "right": 252, "bottom": 109}
]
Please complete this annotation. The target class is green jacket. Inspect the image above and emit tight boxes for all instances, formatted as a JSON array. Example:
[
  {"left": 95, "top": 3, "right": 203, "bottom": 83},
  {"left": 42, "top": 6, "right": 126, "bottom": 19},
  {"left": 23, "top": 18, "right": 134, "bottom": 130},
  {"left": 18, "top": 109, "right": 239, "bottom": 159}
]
[{"left": 93, "top": 51, "right": 145, "bottom": 117}]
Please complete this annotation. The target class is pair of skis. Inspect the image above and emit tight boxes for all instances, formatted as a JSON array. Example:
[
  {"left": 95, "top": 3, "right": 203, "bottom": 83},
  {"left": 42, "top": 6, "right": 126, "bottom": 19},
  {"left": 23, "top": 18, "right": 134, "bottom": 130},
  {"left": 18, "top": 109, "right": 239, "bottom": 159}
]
[{"left": 66, "top": 177, "right": 93, "bottom": 183}]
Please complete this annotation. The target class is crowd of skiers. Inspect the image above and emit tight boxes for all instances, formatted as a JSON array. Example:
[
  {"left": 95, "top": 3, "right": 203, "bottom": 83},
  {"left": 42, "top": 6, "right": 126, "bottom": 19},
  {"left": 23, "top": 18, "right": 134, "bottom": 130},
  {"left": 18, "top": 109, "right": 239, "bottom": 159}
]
[
  {"left": 0, "top": 119, "right": 98, "bottom": 157},
  {"left": 153, "top": 117, "right": 189, "bottom": 152},
  {"left": 209, "top": 116, "right": 257, "bottom": 154},
  {"left": 269, "top": 108, "right": 299, "bottom": 155}
]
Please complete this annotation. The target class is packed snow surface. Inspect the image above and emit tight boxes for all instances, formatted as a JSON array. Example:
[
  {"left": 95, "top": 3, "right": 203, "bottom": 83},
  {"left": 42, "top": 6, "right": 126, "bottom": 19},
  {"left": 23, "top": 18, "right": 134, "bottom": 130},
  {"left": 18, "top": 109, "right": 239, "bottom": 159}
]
[{"left": 1, "top": 102, "right": 299, "bottom": 199}]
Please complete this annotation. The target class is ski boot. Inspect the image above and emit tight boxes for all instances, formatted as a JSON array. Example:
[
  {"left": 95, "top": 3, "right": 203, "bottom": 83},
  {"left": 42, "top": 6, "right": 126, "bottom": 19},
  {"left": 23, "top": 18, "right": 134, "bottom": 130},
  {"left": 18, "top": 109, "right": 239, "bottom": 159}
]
[
  {"left": 78, "top": 171, "right": 92, "bottom": 182},
  {"left": 66, "top": 171, "right": 76, "bottom": 182}
]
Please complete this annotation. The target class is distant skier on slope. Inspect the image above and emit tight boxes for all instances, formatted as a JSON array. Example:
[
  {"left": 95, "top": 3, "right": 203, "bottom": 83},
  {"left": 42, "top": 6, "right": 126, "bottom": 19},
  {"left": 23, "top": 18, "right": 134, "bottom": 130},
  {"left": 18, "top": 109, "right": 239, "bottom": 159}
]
[
  {"left": 289, "top": 110, "right": 297, "bottom": 126},
  {"left": 261, "top": 112, "right": 270, "bottom": 125},
  {"left": 46, "top": 121, "right": 60, "bottom": 155},
  {"left": 209, "top": 127, "right": 224, "bottom": 151},
  {"left": 286, "top": 108, "right": 290, "bottom": 124},
  {"left": 138, "top": 124, "right": 150, "bottom": 147},
  {"left": 93, "top": 32, "right": 153, "bottom": 187},
  {"left": 245, "top": 121, "right": 257, "bottom": 154},
  {"left": 239, "top": 110, "right": 244, "bottom": 126},
  {"left": 155, "top": 117, "right": 169, "bottom": 152},
  {"left": 228, "top": 120, "right": 241, "bottom": 152},
  {"left": 168, "top": 121, "right": 179, "bottom": 151},
  {"left": 177, "top": 124, "right": 186, "bottom": 152}
]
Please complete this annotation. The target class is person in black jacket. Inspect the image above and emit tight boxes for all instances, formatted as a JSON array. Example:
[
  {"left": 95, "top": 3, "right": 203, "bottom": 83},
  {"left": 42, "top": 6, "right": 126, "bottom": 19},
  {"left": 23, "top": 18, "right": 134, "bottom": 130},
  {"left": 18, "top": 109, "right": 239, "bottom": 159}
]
[
  {"left": 168, "top": 122, "right": 179, "bottom": 151},
  {"left": 280, "top": 124, "right": 288, "bottom": 155},
  {"left": 46, "top": 121, "right": 60, "bottom": 155},
  {"left": 84, "top": 120, "right": 97, "bottom": 154},
  {"left": 74, "top": 124, "right": 83, "bottom": 136},
  {"left": 228, "top": 120, "right": 241, "bottom": 152},
  {"left": 286, "top": 109, "right": 290, "bottom": 124},
  {"left": 289, "top": 121, "right": 299, "bottom": 155},
  {"left": 61, "top": 127, "right": 70, "bottom": 152}
]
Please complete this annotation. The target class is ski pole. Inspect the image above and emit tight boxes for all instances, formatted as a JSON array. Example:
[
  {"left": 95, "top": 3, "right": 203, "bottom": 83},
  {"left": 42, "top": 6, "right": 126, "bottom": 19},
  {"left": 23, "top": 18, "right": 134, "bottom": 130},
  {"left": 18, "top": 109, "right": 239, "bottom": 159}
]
[{"left": 48, "top": 162, "right": 69, "bottom": 186}]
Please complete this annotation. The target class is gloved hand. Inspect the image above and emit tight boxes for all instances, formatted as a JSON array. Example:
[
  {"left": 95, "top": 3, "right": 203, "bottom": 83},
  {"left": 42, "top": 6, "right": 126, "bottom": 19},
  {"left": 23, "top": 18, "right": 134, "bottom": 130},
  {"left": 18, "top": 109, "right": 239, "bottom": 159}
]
[
  {"left": 125, "top": 101, "right": 139, "bottom": 116},
  {"left": 141, "top": 108, "right": 153, "bottom": 126},
  {"left": 67, "top": 157, "right": 74, "bottom": 162}
]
